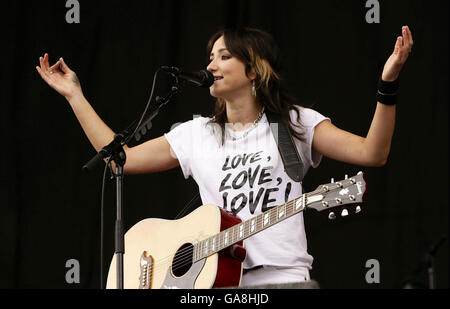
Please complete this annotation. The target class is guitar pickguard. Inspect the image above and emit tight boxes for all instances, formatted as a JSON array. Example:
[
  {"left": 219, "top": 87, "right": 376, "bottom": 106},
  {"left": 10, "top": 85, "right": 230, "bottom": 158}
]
[{"left": 160, "top": 258, "right": 207, "bottom": 289}]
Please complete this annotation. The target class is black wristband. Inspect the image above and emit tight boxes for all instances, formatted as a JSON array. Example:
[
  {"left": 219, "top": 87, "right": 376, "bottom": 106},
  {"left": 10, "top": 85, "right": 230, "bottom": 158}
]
[{"left": 376, "top": 76, "right": 399, "bottom": 106}]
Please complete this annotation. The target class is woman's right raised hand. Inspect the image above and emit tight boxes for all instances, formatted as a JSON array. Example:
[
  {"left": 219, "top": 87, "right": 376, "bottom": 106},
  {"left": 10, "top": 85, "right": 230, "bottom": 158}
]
[{"left": 36, "top": 53, "right": 83, "bottom": 101}]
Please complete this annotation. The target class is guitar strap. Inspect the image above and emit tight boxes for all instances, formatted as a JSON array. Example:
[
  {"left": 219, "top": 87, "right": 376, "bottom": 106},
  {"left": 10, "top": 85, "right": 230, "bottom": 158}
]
[
  {"left": 175, "top": 109, "right": 304, "bottom": 219},
  {"left": 265, "top": 109, "right": 304, "bottom": 183}
]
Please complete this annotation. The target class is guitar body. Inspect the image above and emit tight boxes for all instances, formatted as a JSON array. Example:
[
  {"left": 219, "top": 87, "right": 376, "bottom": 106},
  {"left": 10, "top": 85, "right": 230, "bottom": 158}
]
[
  {"left": 106, "top": 173, "right": 367, "bottom": 289},
  {"left": 106, "top": 204, "right": 244, "bottom": 289}
]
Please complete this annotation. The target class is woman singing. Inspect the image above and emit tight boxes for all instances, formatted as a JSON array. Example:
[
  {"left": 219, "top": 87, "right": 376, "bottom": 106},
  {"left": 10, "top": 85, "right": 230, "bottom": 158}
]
[{"left": 36, "top": 26, "right": 413, "bottom": 287}]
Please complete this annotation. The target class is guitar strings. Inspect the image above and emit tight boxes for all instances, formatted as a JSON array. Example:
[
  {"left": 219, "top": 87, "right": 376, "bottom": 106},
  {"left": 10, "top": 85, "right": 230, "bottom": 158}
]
[
  {"left": 149, "top": 209, "right": 298, "bottom": 280},
  {"left": 147, "top": 187, "right": 336, "bottom": 279},
  {"left": 148, "top": 196, "right": 353, "bottom": 281},
  {"left": 159, "top": 182, "right": 362, "bottom": 283},
  {"left": 145, "top": 189, "right": 329, "bottom": 279},
  {"left": 142, "top": 184, "right": 349, "bottom": 281},
  {"left": 163, "top": 200, "right": 297, "bottom": 274},
  {"left": 145, "top": 198, "right": 301, "bottom": 279},
  {"left": 145, "top": 209, "right": 268, "bottom": 279},
  {"left": 164, "top": 195, "right": 355, "bottom": 277}
]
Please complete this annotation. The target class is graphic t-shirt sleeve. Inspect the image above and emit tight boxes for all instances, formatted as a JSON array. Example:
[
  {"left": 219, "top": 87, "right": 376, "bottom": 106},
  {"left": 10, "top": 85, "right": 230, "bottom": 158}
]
[
  {"left": 164, "top": 120, "right": 194, "bottom": 179},
  {"left": 294, "top": 107, "right": 331, "bottom": 168}
]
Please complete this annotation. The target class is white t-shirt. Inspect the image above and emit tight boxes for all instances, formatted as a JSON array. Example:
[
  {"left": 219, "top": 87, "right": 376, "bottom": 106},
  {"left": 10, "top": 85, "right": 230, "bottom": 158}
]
[{"left": 164, "top": 106, "right": 330, "bottom": 270}]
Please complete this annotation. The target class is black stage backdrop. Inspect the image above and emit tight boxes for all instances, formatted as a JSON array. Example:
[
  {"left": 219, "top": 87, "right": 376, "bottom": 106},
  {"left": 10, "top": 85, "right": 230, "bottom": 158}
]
[{"left": 1, "top": 0, "right": 448, "bottom": 289}]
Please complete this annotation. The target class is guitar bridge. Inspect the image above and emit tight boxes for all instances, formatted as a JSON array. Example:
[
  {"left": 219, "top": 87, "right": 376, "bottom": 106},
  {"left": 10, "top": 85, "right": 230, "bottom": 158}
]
[{"left": 139, "top": 251, "right": 153, "bottom": 289}]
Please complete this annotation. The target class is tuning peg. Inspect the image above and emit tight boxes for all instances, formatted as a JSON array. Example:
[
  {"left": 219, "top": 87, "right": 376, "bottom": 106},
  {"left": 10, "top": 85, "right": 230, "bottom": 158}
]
[
  {"left": 345, "top": 174, "right": 348, "bottom": 179},
  {"left": 328, "top": 212, "right": 336, "bottom": 220},
  {"left": 357, "top": 171, "right": 363, "bottom": 175},
  {"left": 341, "top": 209, "right": 349, "bottom": 217},
  {"left": 355, "top": 206, "right": 361, "bottom": 213},
  {"left": 331, "top": 177, "right": 334, "bottom": 183}
]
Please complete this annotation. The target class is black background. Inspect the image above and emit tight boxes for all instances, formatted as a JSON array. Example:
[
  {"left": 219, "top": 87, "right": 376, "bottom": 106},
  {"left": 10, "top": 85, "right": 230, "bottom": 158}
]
[{"left": 1, "top": 0, "right": 448, "bottom": 289}]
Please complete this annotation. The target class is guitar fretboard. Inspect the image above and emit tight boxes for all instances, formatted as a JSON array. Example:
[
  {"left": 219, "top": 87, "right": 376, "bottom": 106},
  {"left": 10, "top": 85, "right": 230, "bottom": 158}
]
[{"left": 192, "top": 193, "right": 310, "bottom": 262}]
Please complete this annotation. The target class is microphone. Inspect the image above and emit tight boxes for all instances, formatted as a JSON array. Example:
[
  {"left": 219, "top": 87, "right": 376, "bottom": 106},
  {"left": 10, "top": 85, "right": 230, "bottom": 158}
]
[{"left": 161, "top": 66, "right": 214, "bottom": 88}]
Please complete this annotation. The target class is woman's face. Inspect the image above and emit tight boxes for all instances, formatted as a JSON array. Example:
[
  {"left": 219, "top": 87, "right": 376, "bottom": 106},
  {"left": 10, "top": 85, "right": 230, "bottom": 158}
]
[{"left": 207, "top": 36, "right": 254, "bottom": 100}]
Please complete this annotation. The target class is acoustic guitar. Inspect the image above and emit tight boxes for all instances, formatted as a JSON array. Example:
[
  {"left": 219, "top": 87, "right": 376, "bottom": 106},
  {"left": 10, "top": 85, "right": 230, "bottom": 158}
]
[{"left": 106, "top": 172, "right": 367, "bottom": 289}]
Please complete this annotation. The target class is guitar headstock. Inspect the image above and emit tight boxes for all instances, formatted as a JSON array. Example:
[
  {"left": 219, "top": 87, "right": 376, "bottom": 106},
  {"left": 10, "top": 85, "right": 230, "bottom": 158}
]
[{"left": 306, "top": 172, "right": 367, "bottom": 219}]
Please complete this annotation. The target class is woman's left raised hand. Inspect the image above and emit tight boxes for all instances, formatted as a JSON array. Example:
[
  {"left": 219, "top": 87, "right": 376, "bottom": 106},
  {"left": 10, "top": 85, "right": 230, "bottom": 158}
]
[{"left": 381, "top": 25, "right": 414, "bottom": 82}]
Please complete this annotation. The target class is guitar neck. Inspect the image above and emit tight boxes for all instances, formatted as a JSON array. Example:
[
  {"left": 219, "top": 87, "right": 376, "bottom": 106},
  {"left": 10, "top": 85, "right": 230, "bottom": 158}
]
[
  {"left": 191, "top": 172, "right": 367, "bottom": 262},
  {"left": 193, "top": 190, "right": 322, "bottom": 262}
]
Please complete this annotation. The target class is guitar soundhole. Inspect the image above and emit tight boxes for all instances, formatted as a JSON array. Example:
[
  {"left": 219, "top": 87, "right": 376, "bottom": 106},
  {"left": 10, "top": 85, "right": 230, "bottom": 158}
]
[{"left": 172, "top": 243, "right": 193, "bottom": 278}]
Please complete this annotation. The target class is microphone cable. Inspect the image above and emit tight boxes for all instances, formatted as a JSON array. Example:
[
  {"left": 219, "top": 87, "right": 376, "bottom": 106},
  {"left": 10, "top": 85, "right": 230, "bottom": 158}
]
[
  {"left": 124, "top": 68, "right": 162, "bottom": 145},
  {"left": 100, "top": 156, "right": 112, "bottom": 289}
]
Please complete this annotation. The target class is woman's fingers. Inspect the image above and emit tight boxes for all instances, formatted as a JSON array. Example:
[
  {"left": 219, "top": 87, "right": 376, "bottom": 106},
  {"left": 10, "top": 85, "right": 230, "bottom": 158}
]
[
  {"left": 402, "top": 26, "right": 413, "bottom": 51},
  {"left": 391, "top": 26, "right": 413, "bottom": 62},
  {"left": 59, "top": 57, "right": 71, "bottom": 73},
  {"left": 36, "top": 65, "right": 47, "bottom": 81},
  {"left": 394, "top": 36, "right": 402, "bottom": 55},
  {"left": 43, "top": 53, "right": 51, "bottom": 71},
  {"left": 37, "top": 54, "right": 56, "bottom": 82},
  {"left": 36, "top": 65, "right": 54, "bottom": 87},
  {"left": 49, "top": 60, "right": 61, "bottom": 72},
  {"left": 406, "top": 26, "right": 413, "bottom": 45},
  {"left": 38, "top": 53, "right": 69, "bottom": 77},
  {"left": 38, "top": 56, "right": 50, "bottom": 79},
  {"left": 39, "top": 56, "right": 45, "bottom": 72},
  {"left": 39, "top": 54, "right": 52, "bottom": 76},
  {"left": 402, "top": 27, "right": 408, "bottom": 46}
]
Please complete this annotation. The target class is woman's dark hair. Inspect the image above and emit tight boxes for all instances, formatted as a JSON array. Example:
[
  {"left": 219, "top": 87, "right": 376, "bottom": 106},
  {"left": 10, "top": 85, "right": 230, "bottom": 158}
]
[{"left": 206, "top": 27, "right": 307, "bottom": 144}]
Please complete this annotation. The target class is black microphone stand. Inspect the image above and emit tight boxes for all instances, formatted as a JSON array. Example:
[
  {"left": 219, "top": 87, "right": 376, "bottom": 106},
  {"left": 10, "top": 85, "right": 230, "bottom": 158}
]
[
  {"left": 82, "top": 73, "right": 184, "bottom": 289},
  {"left": 424, "top": 235, "right": 447, "bottom": 289}
]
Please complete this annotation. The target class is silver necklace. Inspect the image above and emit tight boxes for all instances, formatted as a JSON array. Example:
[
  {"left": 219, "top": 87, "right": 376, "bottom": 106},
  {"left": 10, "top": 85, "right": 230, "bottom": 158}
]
[{"left": 228, "top": 107, "right": 265, "bottom": 141}]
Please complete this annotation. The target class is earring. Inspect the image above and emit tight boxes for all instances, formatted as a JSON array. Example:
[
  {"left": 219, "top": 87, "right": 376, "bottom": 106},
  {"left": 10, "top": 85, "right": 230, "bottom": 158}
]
[{"left": 252, "top": 80, "right": 256, "bottom": 97}]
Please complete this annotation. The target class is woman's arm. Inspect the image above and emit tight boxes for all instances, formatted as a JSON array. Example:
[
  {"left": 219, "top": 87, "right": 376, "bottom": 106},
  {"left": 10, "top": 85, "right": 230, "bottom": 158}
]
[
  {"left": 312, "top": 104, "right": 395, "bottom": 167},
  {"left": 69, "top": 93, "right": 179, "bottom": 174},
  {"left": 312, "top": 26, "right": 413, "bottom": 167},
  {"left": 36, "top": 53, "right": 179, "bottom": 174}
]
